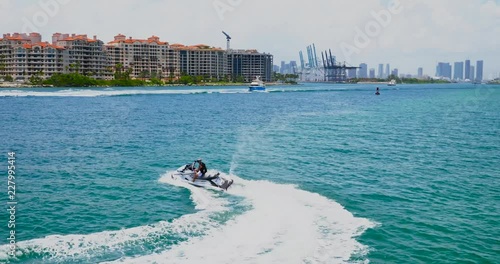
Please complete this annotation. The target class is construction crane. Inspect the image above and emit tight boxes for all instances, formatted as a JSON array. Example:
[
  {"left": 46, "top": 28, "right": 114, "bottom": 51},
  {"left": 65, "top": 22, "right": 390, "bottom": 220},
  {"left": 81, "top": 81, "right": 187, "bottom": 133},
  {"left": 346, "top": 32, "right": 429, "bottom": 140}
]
[{"left": 222, "top": 31, "right": 231, "bottom": 51}]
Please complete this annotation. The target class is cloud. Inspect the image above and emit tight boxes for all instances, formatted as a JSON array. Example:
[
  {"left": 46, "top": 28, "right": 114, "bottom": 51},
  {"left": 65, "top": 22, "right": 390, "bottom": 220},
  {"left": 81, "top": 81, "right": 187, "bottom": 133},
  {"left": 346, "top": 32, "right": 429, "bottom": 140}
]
[
  {"left": 0, "top": 0, "right": 12, "bottom": 17},
  {"left": 336, "top": 0, "right": 499, "bottom": 75},
  {"left": 1, "top": 0, "right": 498, "bottom": 78}
]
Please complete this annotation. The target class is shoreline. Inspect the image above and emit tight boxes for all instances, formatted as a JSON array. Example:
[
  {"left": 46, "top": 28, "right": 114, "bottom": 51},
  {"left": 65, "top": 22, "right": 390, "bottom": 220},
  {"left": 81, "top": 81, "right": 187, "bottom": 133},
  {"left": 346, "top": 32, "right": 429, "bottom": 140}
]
[
  {"left": 0, "top": 82, "right": 293, "bottom": 89},
  {"left": 1, "top": 82, "right": 495, "bottom": 89},
  {"left": 357, "top": 81, "right": 391, "bottom": 84}
]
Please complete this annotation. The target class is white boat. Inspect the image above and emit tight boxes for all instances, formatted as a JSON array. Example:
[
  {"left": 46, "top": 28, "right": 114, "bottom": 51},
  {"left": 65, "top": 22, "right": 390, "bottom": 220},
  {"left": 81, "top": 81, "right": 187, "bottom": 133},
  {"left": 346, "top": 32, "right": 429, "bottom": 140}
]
[
  {"left": 249, "top": 76, "right": 266, "bottom": 92},
  {"left": 388, "top": 79, "right": 397, "bottom": 86}
]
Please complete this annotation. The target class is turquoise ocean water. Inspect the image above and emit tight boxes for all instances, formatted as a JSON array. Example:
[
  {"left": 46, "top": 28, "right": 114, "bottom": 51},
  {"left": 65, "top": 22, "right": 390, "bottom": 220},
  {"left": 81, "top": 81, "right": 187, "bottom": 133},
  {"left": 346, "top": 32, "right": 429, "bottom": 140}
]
[{"left": 0, "top": 83, "right": 498, "bottom": 263}]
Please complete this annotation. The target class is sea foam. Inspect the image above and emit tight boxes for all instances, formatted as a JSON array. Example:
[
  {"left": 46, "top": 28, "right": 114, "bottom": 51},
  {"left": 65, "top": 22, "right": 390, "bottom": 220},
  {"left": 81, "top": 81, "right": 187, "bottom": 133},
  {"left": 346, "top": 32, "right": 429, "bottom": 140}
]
[
  {"left": 0, "top": 171, "right": 374, "bottom": 264},
  {"left": 106, "top": 173, "right": 375, "bottom": 264}
]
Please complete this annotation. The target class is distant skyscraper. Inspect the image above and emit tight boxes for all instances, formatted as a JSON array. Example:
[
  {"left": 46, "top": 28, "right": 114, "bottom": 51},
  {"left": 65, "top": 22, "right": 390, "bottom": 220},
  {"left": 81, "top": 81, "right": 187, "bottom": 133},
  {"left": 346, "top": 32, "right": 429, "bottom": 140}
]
[
  {"left": 391, "top": 68, "right": 398, "bottom": 77},
  {"left": 476, "top": 60, "right": 484, "bottom": 82},
  {"left": 378, "top": 64, "right": 384, "bottom": 78},
  {"left": 386, "top": 64, "right": 390, "bottom": 78},
  {"left": 418, "top": 67, "right": 423, "bottom": 78},
  {"left": 470, "top": 65, "right": 475, "bottom": 81},
  {"left": 369, "top": 68, "right": 376, "bottom": 79},
  {"left": 290, "top": 61, "right": 298, "bottom": 74},
  {"left": 445, "top": 63, "right": 452, "bottom": 79},
  {"left": 465, "top": 60, "right": 471, "bottom": 80},
  {"left": 436, "top": 62, "right": 452, "bottom": 79},
  {"left": 359, "top": 63, "right": 368, "bottom": 78},
  {"left": 280, "top": 61, "right": 286, "bottom": 74},
  {"left": 273, "top": 65, "right": 280, "bottom": 73},
  {"left": 454, "top": 62, "right": 464, "bottom": 80}
]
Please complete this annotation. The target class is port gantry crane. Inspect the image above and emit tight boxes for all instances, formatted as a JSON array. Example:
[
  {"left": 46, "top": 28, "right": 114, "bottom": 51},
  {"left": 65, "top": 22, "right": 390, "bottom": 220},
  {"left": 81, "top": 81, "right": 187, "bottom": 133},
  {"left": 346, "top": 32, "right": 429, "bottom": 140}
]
[
  {"left": 321, "top": 49, "right": 359, "bottom": 82},
  {"left": 222, "top": 31, "right": 231, "bottom": 51}
]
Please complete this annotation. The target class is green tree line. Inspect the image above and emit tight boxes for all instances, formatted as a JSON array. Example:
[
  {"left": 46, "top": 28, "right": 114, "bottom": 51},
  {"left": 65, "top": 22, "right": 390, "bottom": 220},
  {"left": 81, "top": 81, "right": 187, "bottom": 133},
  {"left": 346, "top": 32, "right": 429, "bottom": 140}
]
[
  {"left": 273, "top": 73, "right": 299, "bottom": 84},
  {"left": 350, "top": 75, "right": 451, "bottom": 84}
]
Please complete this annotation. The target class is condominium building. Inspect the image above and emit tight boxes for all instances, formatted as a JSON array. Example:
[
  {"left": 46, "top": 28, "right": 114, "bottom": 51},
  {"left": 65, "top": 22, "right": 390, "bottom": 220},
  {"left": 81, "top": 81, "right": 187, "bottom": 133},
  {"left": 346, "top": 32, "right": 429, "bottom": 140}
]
[
  {"left": 226, "top": 49, "right": 273, "bottom": 82},
  {"left": 378, "top": 64, "right": 384, "bottom": 78},
  {"left": 358, "top": 63, "right": 368, "bottom": 78},
  {"left": 476, "top": 60, "right": 484, "bottom": 82},
  {"left": 13, "top": 43, "right": 66, "bottom": 81},
  {"left": 1, "top": 32, "right": 275, "bottom": 83},
  {"left": 173, "top": 44, "right": 226, "bottom": 80},
  {"left": 369, "top": 68, "right": 376, "bottom": 79},
  {"left": 106, "top": 34, "right": 179, "bottom": 79},
  {"left": 391, "top": 68, "right": 399, "bottom": 77},
  {"left": 454, "top": 62, "right": 464, "bottom": 80},
  {"left": 418, "top": 67, "right": 423, "bottom": 78},
  {"left": 436, "top": 62, "right": 452, "bottom": 79},
  {"left": 1, "top": 33, "right": 32, "bottom": 80},
  {"left": 0, "top": 33, "right": 66, "bottom": 80},
  {"left": 465, "top": 60, "right": 471, "bottom": 80},
  {"left": 53, "top": 33, "right": 110, "bottom": 79}
]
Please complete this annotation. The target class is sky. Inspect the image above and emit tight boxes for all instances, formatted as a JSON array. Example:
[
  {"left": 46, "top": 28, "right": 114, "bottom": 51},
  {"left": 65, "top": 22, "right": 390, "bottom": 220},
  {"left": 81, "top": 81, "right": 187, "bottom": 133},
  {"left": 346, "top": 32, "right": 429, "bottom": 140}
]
[{"left": 0, "top": 0, "right": 499, "bottom": 79}]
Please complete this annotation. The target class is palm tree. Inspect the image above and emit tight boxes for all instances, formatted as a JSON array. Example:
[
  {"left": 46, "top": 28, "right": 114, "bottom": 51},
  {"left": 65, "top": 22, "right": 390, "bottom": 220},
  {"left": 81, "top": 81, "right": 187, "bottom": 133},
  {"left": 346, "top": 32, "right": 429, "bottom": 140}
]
[
  {"left": 114, "top": 63, "right": 124, "bottom": 80},
  {"left": 0, "top": 54, "right": 6, "bottom": 77}
]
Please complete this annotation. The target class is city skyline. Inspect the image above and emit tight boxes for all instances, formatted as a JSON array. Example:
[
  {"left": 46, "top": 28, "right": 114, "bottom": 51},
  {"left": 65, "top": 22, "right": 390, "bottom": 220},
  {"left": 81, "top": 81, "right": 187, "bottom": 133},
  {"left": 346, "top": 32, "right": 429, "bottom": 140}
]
[
  {"left": 279, "top": 58, "right": 488, "bottom": 81},
  {"left": 435, "top": 60, "right": 484, "bottom": 81},
  {"left": 0, "top": 0, "right": 499, "bottom": 78}
]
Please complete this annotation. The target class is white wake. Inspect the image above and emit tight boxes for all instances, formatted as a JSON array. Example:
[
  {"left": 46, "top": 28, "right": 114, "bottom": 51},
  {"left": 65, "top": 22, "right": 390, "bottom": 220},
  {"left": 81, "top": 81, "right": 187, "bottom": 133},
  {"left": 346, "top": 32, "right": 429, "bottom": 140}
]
[
  {"left": 108, "top": 173, "right": 375, "bottom": 264},
  {"left": 0, "top": 88, "right": 247, "bottom": 97},
  {"left": 0, "top": 171, "right": 374, "bottom": 264}
]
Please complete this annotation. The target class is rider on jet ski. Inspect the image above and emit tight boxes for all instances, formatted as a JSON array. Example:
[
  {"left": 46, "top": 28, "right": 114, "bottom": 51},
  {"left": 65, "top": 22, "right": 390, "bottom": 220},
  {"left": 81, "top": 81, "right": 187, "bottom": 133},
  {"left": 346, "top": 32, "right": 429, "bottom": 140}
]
[{"left": 192, "top": 159, "right": 207, "bottom": 182}]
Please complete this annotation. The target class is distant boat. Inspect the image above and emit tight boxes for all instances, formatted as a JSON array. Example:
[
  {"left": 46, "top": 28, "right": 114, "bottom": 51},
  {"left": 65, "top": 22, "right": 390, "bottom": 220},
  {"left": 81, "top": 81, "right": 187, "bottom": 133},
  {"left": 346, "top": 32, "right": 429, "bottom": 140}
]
[
  {"left": 388, "top": 79, "right": 397, "bottom": 86},
  {"left": 249, "top": 76, "right": 266, "bottom": 92}
]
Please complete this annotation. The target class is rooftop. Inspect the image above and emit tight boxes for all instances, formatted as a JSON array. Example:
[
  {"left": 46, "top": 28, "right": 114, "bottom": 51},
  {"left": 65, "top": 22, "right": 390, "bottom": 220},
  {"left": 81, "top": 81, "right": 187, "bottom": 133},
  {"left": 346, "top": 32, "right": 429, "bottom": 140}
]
[
  {"left": 59, "top": 34, "right": 98, "bottom": 43},
  {"left": 172, "top": 44, "right": 224, "bottom": 51},
  {"left": 107, "top": 34, "right": 168, "bottom": 45},
  {"left": 22, "top": 42, "right": 65, "bottom": 50}
]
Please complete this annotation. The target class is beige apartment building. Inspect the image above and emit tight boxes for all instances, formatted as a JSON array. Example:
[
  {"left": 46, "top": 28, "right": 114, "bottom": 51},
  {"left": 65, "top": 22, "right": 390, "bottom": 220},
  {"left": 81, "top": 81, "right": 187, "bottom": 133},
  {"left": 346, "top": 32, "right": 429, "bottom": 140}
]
[
  {"left": 0, "top": 33, "right": 66, "bottom": 81},
  {"left": 106, "top": 34, "right": 179, "bottom": 80},
  {"left": 53, "top": 33, "right": 110, "bottom": 79},
  {"left": 173, "top": 44, "right": 226, "bottom": 80},
  {"left": 0, "top": 32, "right": 274, "bottom": 83},
  {"left": 0, "top": 33, "right": 110, "bottom": 81}
]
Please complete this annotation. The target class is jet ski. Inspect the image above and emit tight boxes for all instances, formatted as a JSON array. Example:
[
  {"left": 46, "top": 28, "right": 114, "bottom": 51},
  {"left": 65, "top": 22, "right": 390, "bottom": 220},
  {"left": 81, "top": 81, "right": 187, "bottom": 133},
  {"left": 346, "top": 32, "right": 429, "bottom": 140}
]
[{"left": 170, "top": 162, "right": 234, "bottom": 191}]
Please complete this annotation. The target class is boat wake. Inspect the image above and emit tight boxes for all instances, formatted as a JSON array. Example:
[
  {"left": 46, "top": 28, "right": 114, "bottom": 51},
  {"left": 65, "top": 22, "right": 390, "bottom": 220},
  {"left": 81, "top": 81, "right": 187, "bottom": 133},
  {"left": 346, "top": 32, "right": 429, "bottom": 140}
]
[
  {"left": 0, "top": 172, "right": 374, "bottom": 264},
  {"left": 0, "top": 88, "right": 249, "bottom": 97},
  {"left": 106, "top": 172, "right": 375, "bottom": 263},
  {"left": 0, "top": 85, "right": 399, "bottom": 97}
]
